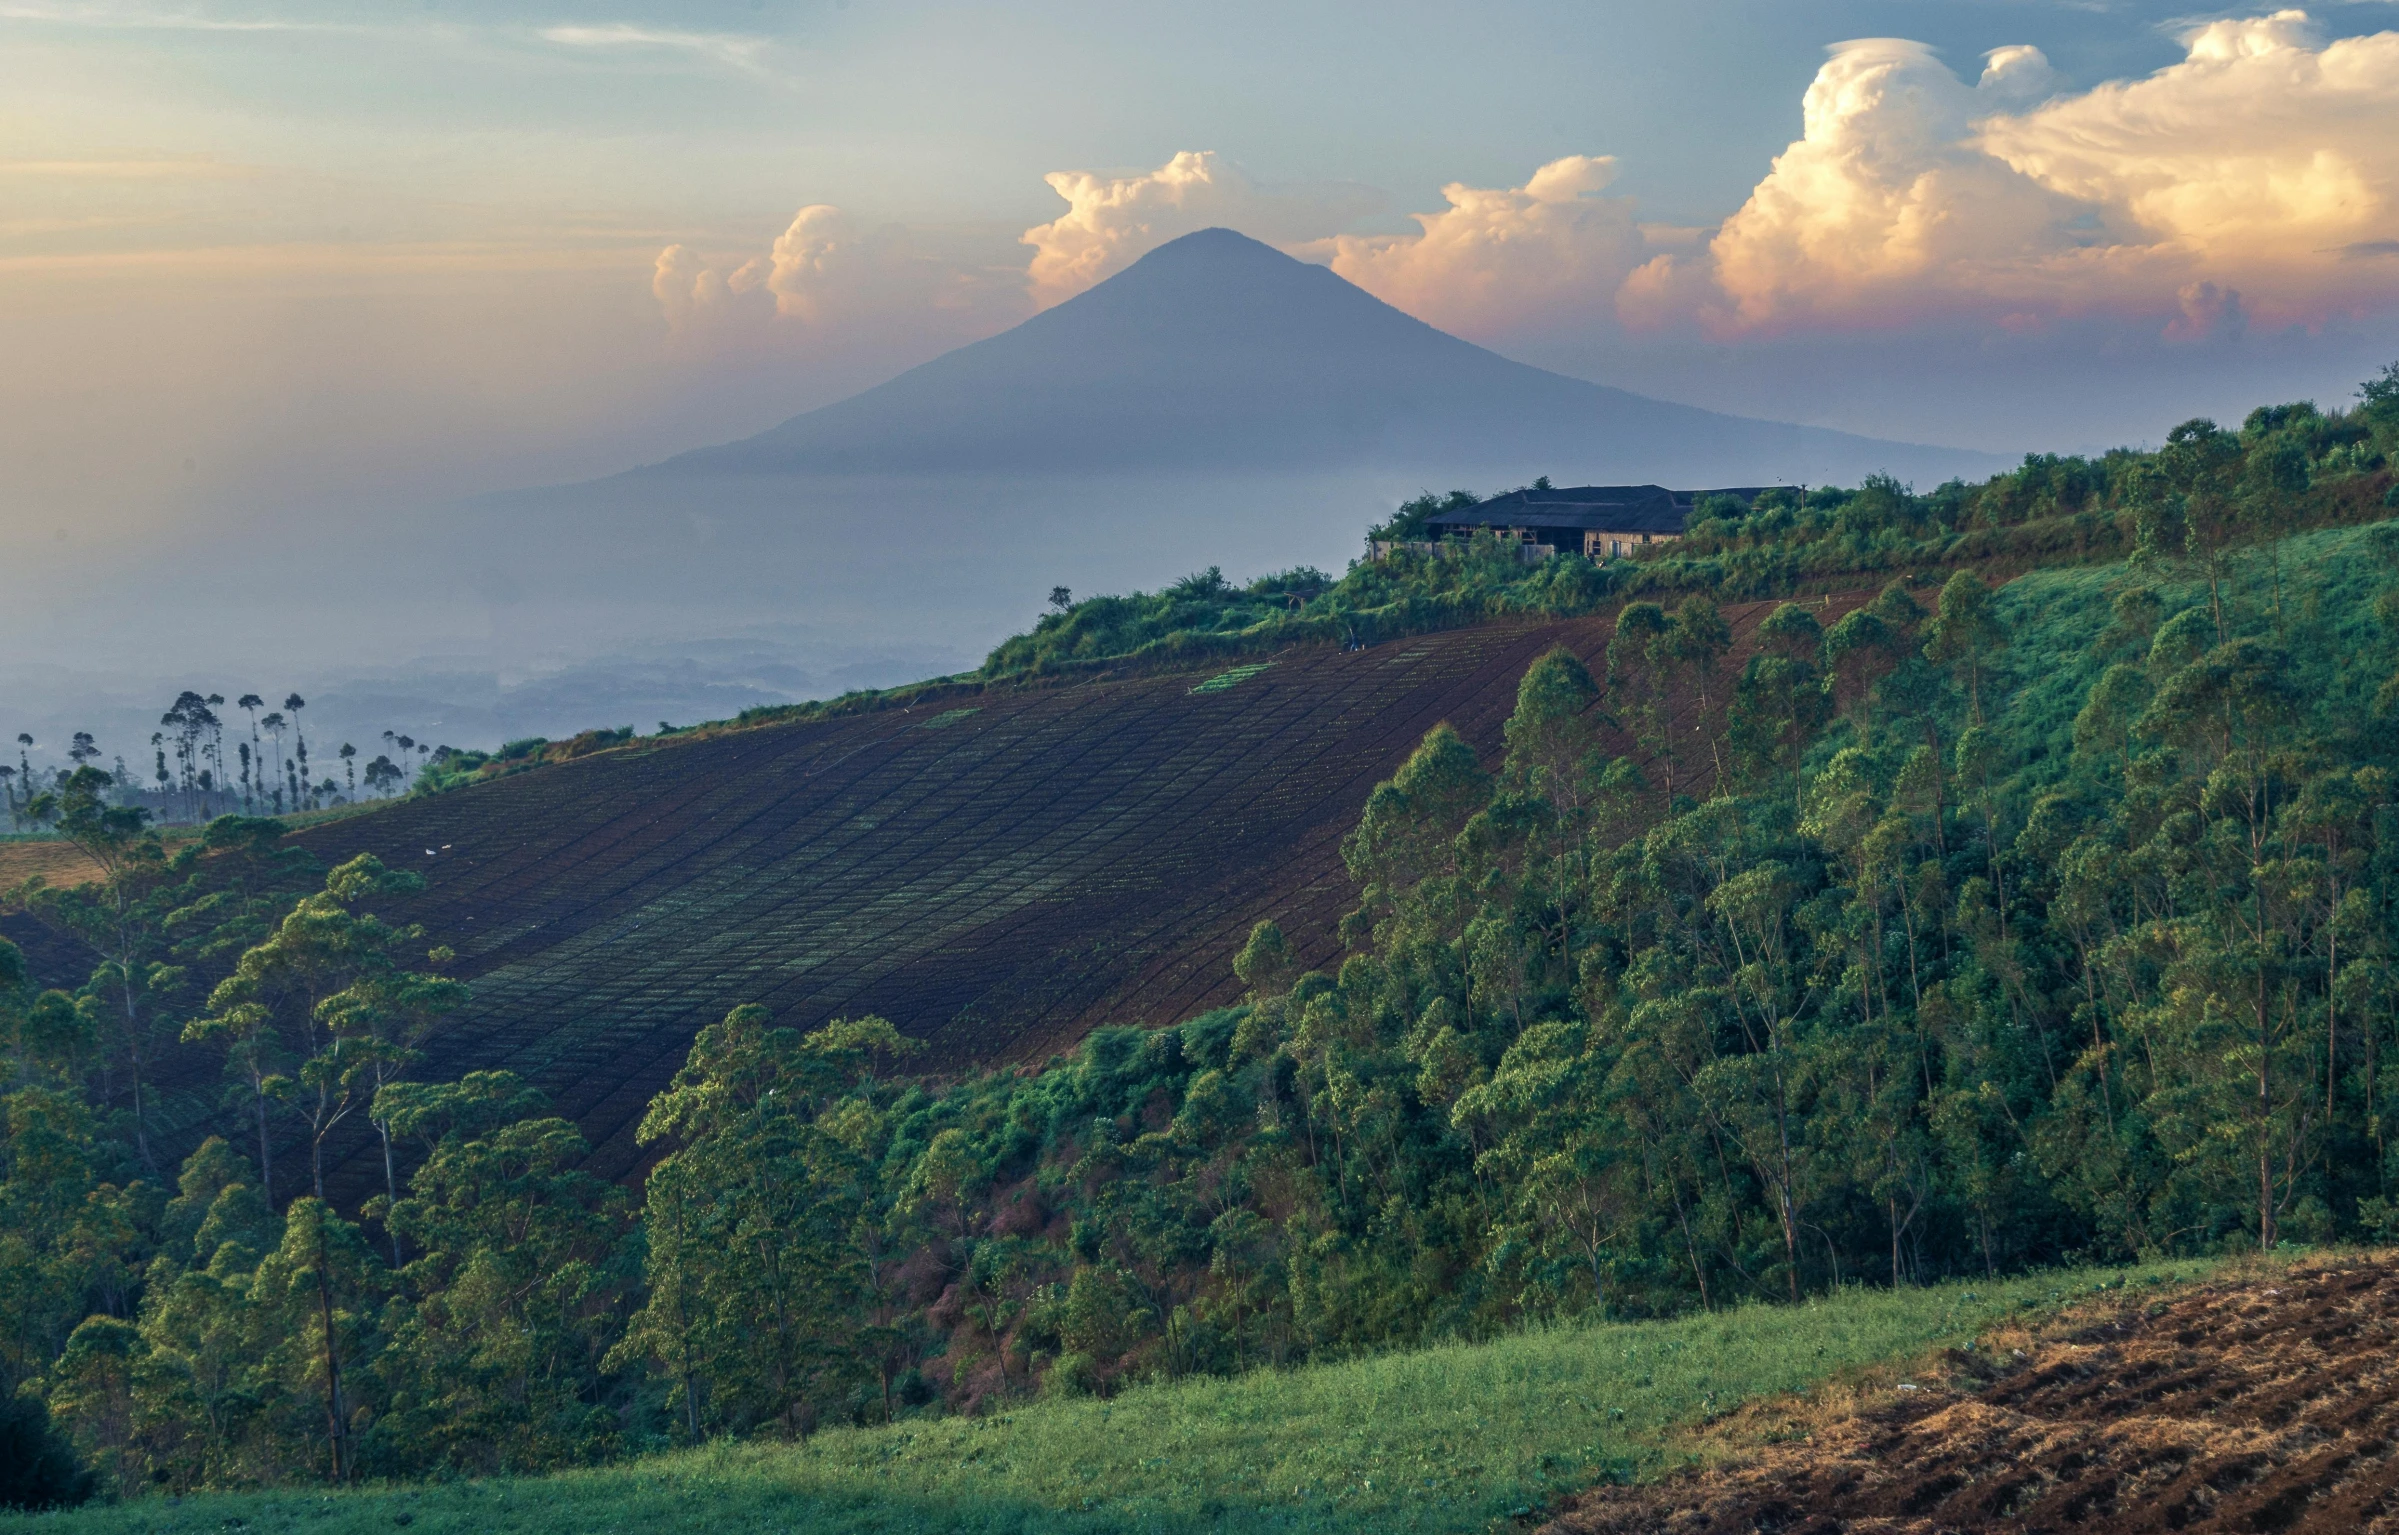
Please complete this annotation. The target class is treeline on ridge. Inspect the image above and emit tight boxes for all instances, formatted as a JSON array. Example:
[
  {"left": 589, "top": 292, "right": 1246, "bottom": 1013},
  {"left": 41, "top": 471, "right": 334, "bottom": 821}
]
[
  {"left": 738, "top": 380, "right": 2399, "bottom": 728},
  {"left": 2, "top": 375, "right": 2399, "bottom": 1501}
]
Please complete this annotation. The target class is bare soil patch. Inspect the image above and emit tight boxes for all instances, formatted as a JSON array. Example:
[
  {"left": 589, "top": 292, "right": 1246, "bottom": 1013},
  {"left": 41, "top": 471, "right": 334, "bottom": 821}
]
[
  {"left": 0, "top": 838, "right": 103, "bottom": 890},
  {"left": 1545, "top": 1254, "right": 2399, "bottom": 1535}
]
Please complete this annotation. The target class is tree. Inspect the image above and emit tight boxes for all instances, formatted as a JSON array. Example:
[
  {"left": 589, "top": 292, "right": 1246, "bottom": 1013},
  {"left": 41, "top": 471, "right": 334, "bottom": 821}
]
[
  {"left": 19, "top": 767, "right": 178, "bottom": 1174},
  {"left": 1923, "top": 572, "right": 2007, "bottom": 725},
  {"left": 1726, "top": 652, "right": 1829, "bottom": 790},
  {"left": 376, "top": 1085, "right": 632, "bottom": 1473},
  {"left": 283, "top": 696, "right": 310, "bottom": 811},
  {"left": 1668, "top": 597, "right": 1733, "bottom": 791},
  {"left": 260, "top": 714, "right": 287, "bottom": 814},
  {"left": 247, "top": 1198, "right": 386, "bottom": 1482},
  {"left": 237, "top": 697, "right": 264, "bottom": 811},
  {"left": 0, "top": 1086, "right": 139, "bottom": 1393},
  {"left": 2142, "top": 419, "right": 2249, "bottom": 638},
  {"left": 613, "top": 1007, "right": 914, "bottom": 1439},
  {"left": 190, "top": 855, "right": 453, "bottom": 1205},
  {"left": 1607, "top": 603, "right": 1673, "bottom": 787}
]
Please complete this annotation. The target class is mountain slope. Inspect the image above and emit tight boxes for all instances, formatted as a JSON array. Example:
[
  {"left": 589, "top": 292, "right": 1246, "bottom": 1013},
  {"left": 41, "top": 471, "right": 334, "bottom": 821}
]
[
  {"left": 640, "top": 229, "right": 2005, "bottom": 487},
  {"left": 245, "top": 590, "right": 1863, "bottom": 1195}
]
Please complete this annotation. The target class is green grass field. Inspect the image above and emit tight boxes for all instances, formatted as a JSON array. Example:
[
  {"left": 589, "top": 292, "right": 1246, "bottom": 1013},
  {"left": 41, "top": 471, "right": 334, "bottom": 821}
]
[{"left": 19, "top": 1260, "right": 2216, "bottom": 1535}]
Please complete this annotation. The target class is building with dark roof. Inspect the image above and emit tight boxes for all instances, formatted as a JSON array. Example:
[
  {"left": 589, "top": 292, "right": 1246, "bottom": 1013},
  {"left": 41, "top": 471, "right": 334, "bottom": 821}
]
[{"left": 1391, "top": 483, "right": 1770, "bottom": 561}]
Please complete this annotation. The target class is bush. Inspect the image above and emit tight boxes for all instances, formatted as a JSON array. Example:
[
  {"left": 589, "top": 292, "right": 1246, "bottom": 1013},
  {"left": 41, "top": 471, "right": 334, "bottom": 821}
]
[
  {"left": 1042, "top": 1352, "right": 1097, "bottom": 1399},
  {"left": 0, "top": 1392, "right": 96, "bottom": 1510}
]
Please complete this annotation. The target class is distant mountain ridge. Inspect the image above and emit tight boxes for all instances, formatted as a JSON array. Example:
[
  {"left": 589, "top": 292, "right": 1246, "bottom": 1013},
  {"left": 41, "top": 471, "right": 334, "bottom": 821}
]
[{"left": 639, "top": 228, "right": 2007, "bottom": 487}]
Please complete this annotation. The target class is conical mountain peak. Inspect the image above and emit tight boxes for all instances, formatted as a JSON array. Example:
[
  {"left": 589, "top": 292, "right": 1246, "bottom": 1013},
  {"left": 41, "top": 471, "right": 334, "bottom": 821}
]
[{"left": 643, "top": 229, "right": 2003, "bottom": 485}]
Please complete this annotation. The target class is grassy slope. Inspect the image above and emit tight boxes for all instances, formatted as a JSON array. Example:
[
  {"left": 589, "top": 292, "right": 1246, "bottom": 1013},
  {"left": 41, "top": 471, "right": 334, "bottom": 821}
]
[
  {"left": 1979, "top": 520, "right": 2394, "bottom": 789},
  {"left": 18, "top": 1261, "right": 2212, "bottom": 1535}
]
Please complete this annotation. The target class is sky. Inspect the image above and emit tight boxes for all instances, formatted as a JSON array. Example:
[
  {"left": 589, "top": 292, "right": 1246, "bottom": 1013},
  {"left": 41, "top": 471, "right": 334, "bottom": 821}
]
[{"left": 8, "top": 0, "right": 2399, "bottom": 762}]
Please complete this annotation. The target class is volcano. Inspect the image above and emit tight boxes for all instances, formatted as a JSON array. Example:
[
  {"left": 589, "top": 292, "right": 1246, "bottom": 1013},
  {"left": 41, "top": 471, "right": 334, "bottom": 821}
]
[{"left": 638, "top": 228, "right": 2002, "bottom": 487}]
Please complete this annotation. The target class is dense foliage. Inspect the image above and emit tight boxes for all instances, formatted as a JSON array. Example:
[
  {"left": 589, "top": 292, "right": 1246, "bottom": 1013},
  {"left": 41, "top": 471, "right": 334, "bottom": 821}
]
[
  {"left": 13, "top": 1263, "right": 2202, "bottom": 1535},
  {"left": 6, "top": 378, "right": 2399, "bottom": 1498}
]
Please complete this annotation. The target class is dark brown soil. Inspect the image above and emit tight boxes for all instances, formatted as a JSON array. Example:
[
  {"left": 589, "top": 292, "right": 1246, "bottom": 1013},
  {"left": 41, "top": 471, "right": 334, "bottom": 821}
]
[
  {"left": 3, "top": 589, "right": 1877, "bottom": 1197},
  {"left": 1543, "top": 1255, "right": 2399, "bottom": 1535}
]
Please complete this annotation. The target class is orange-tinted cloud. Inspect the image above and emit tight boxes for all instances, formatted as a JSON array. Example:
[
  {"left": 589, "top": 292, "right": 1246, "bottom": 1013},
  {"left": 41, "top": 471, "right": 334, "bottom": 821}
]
[
  {"left": 1629, "top": 11, "right": 2399, "bottom": 340},
  {"left": 1021, "top": 150, "right": 1377, "bottom": 304},
  {"left": 1316, "top": 156, "right": 1647, "bottom": 340}
]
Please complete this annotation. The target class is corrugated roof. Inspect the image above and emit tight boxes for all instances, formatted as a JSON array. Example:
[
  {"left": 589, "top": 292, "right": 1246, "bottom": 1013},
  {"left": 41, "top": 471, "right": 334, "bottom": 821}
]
[{"left": 1424, "top": 484, "right": 1770, "bottom": 537}]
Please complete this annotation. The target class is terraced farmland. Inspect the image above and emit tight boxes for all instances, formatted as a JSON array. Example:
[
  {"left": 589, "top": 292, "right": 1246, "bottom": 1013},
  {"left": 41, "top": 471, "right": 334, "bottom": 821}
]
[{"left": 9, "top": 596, "right": 1869, "bottom": 1193}]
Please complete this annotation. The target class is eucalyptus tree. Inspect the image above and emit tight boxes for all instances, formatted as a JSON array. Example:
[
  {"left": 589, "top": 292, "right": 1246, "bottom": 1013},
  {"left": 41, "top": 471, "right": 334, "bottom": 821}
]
[
  {"left": 1605, "top": 602, "right": 1673, "bottom": 789},
  {"left": 1668, "top": 595, "right": 1733, "bottom": 791},
  {"left": 283, "top": 696, "right": 311, "bottom": 810},
  {"left": 260, "top": 714, "right": 287, "bottom": 814},
  {"left": 1923, "top": 573, "right": 2008, "bottom": 726},
  {"left": 193, "top": 855, "right": 453, "bottom": 1206},
  {"left": 612, "top": 1006, "right": 912, "bottom": 1440},
  {"left": 19, "top": 767, "right": 176, "bottom": 1174},
  {"left": 237, "top": 695, "right": 265, "bottom": 810},
  {"left": 205, "top": 694, "right": 228, "bottom": 815}
]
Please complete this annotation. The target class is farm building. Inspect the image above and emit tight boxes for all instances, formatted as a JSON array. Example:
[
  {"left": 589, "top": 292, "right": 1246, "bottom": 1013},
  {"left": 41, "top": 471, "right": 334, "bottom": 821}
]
[{"left": 1377, "top": 483, "right": 1770, "bottom": 562}]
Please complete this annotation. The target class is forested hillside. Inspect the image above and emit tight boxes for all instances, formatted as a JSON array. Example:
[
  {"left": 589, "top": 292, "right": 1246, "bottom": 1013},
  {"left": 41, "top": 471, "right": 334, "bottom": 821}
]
[{"left": 3, "top": 381, "right": 2399, "bottom": 1502}]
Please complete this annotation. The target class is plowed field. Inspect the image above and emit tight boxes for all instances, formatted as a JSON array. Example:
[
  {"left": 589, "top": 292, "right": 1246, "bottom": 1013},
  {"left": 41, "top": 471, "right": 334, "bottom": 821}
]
[
  {"left": 6, "top": 595, "right": 1867, "bottom": 1192},
  {"left": 1544, "top": 1254, "right": 2399, "bottom": 1535}
]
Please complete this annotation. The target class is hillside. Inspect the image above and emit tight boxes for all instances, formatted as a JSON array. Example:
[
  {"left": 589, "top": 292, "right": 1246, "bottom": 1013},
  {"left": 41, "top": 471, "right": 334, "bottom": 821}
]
[
  {"left": 7, "top": 387, "right": 2399, "bottom": 1509},
  {"left": 637, "top": 229, "right": 2003, "bottom": 487},
  {"left": 5, "top": 1260, "right": 2211, "bottom": 1535},
  {"left": 273, "top": 591, "right": 1841, "bottom": 1192}
]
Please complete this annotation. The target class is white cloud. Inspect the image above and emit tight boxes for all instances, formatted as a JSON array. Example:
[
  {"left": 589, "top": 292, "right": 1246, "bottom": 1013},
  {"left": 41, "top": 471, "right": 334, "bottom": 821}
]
[
  {"left": 1317, "top": 155, "right": 1647, "bottom": 340},
  {"left": 1632, "top": 11, "right": 2399, "bottom": 339},
  {"left": 649, "top": 208, "right": 1030, "bottom": 350},
  {"left": 651, "top": 243, "right": 771, "bottom": 334},
  {"left": 647, "top": 17, "right": 2399, "bottom": 370},
  {"left": 1020, "top": 150, "right": 1376, "bottom": 305},
  {"left": 762, "top": 204, "right": 1023, "bottom": 329},
  {"left": 539, "top": 23, "right": 774, "bottom": 73}
]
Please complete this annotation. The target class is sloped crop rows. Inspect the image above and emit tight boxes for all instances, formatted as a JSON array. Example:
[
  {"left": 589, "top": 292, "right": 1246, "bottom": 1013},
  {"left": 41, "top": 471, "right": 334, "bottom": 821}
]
[{"left": 88, "top": 594, "right": 1849, "bottom": 1194}]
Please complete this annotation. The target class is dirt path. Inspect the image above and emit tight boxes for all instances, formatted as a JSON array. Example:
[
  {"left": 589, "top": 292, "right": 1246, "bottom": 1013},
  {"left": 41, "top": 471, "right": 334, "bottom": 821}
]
[{"left": 1545, "top": 1254, "right": 2399, "bottom": 1534}]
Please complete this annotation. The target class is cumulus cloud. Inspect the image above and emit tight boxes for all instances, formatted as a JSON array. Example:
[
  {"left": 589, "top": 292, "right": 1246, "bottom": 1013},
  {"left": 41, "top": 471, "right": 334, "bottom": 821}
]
[
  {"left": 649, "top": 16, "right": 2399, "bottom": 369},
  {"left": 650, "top": 208, "right": 1032, "bottom": 352},
  {"left": 651, "top": 244, "right": 771, "bottom": 333},
  {"left": 1317, "top": 156, "right": 1648, "bottom": 340},
  {"left": 1021, "top": 150, "right": 1377, "bottom": 304},
  {"left": 652, "top": 151, "right": 1380, "bottom": 346},
  {"left": 1633, "top": 11, "right": 2399, "bottom": 339}
]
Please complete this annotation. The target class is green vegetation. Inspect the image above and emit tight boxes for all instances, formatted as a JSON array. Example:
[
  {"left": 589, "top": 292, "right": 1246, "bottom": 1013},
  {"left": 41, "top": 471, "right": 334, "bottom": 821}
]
[
  {"left": 1189, "top": 662, "right": 1277, "bottom": 694},
  {"left": 3, "top": 371, "right": 2398, "bottom": 1511},
  {"left": 409, "top": 729, "right": 637, "bottom": 795},
  {"left": 8, "top": 1262, "right": 2205, "bottom": 1532},
  {"left": 722, "top": 374, "right": 2396, "bottom": 731}
]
